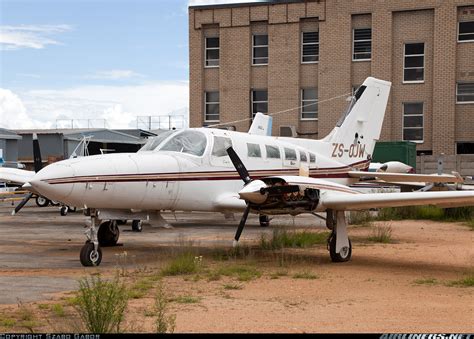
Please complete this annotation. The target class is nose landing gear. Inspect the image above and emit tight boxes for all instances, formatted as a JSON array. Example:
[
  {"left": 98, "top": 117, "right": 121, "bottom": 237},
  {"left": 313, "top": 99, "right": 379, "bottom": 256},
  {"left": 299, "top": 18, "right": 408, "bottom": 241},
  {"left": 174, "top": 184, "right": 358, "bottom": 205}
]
[{"left": 80, "top": 211, "right": 102, "bottom": 267}]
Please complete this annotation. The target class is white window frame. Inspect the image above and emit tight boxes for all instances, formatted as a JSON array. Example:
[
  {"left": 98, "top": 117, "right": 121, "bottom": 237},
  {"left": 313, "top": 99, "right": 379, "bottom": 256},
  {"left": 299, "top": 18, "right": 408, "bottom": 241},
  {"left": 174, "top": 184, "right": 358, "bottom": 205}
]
[
  {"left": 301, "top": 31, "right": 319, "bottom": 64},
  {"left": 402, "top": 102, "right": 424, "bottom": 143},
  {"left": 252, "top": 34, "right": 268, "bottom": 66},
  {"left": 457, "top": 20, "right": 474, "bottom": 43},
  {"left": 204, "top": 37, "right": 220, "bottom": 68},
  {"left": 456, "top": 82, "right": 474, "bottom": 104},
  {"left": 300, "top": 88, "right": 318, "bottom": 121},
  {"left": 352, "top": 28, "right": 372, "bottom": 62},
  {"left": 403, "top": 42, "right": 425, "bottom": 84},
  {"left": 204, "top": 91, "right": 220, "bottom": 123},
  {"left": 251, "top": 89, "right": 268, "bottom": 119}
]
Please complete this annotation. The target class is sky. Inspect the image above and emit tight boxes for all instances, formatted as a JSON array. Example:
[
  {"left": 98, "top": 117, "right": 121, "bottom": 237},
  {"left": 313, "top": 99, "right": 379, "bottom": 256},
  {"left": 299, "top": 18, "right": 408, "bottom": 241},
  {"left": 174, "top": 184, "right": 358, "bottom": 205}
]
[{"left": 0, "top": 0, "right": 264, "bottom": 130}]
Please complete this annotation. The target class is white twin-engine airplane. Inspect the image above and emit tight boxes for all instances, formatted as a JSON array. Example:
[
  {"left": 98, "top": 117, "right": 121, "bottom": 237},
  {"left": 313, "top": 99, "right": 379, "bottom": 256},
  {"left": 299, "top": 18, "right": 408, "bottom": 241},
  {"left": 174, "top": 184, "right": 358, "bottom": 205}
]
[{"left": 22, "top": 77, "right": 473, "bottom": 267}]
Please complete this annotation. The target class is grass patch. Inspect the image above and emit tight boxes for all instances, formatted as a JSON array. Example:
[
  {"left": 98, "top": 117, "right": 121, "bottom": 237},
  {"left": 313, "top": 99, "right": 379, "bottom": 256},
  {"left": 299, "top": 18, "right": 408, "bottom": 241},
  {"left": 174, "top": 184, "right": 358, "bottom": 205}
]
[
  {"left": 292, "top": 271, "right": 318, "bottom": 280},
  {"left": 128, "top": 277, "right": 155, "bottom": 299},
  {"left": 349, "top": 211, "right": 374, "bottom": 226},
  {"left": 170, "top": 295, "right": 201, "bottom": 304},
  {"left": 51, "top": 304, "right": 65, "bottom": 317},
  {"left": 74, "top": 275, "right": 129, "bottom": 333},
  {"left": 216, "top": 265, "right": 262, "bottom": 282},
  {"left": 161, "top": 252, "right": 201, "bottom": 276},
  {"left": 37, "top": 304, "right": 49, "bottom": 310},
  {"left": 367, "top": 224, "right": 393, "bottom": 243},
  {"left": 413, "top": 278, "right": 438, "bottom": 286},
  {"left": 0, "top": 318, "right": 16, "bottom": 328},
  {"left": 378, "top": 206, "right": 474, "bottom": 222},
  {"left": 260, "top": 228, "right": 329, "bottom": 250},
  {"left": 223, "top": 283, "right": 243, "bottom": 290},
  {"left": 269, "top": 270, "right": 288, "bottom": 279},
  {"left": 465, "top": 219, "right": 474, "bottom": 231},
  {"left": 447, "top": 274, "right": 474, "bottom": 288}
]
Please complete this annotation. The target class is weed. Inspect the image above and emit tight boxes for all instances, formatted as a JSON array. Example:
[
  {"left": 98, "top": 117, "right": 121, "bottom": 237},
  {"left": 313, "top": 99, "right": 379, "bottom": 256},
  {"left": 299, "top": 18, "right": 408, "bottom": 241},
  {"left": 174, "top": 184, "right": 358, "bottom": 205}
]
[
  {"left": 0, "top": 318, "right": 16, "bottom": 328},
  {"left": 154, "top": 283, "right": 176, "bottom": 334},
  {"left": 128, "top": 277, "right": 154, "bottom": 299},
  {"left": 413, "top": 278, "right": 438, "bottom": 285},
  {"left": 292, "top": 271, "right": 318, "bottom": 280},
  {"left": 74, "top": 275, "right": 129, "bottom": 333},
  {"left": 465, "top": 219, "right": 474, "bottom": 231},
  {"left": 161, "top": 252, "right": 200, "bottom": 276},
  {"left": 17, "top": 302, "right": 34, "bottom": 322},
  {"left": 37, "top": 304, "right": 49, "bottom": 310},
  {"left": 367, "top": 224, "right": 393, "bottom": 243},
  {"left": 223, "top": 283, "right": 243, "bottom": 290},
  {"left": 216, "top": 265, "right": 262, "bottom": 282},
  {"left": 260, "top": 228, "right": 329, "bottom": 250},
  {"left": 349, "top": 210, "right": 374, "bottom": 226},
  {"left": 269, "top": 270, "right": 288, "bottom": 279},
  {"left": 447, "top": 274, "right": 474, "bottom": 287},
  {"left": 378, "top": 206, "right": 474, "bottom": 222},
  {"left": 51, "top": 304, "right": 65, "bottom": 317},
  {"left": 171, "top": 295, "right": 201, "bottom": 304}
]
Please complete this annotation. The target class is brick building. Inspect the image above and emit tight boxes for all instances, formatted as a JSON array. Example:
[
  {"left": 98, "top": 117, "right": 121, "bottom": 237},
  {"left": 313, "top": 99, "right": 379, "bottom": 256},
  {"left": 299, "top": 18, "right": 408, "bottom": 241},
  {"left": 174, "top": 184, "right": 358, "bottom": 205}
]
[{"left": 189, "top": 0, "right": 474, "bottom": 157}]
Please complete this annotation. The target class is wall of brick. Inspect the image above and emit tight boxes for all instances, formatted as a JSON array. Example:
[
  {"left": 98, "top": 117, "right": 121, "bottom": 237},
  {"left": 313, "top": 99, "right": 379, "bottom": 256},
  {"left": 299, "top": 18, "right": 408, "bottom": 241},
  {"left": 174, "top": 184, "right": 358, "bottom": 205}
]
[{"left": 189, "top": 0, "right": 474, "bottom": 156}]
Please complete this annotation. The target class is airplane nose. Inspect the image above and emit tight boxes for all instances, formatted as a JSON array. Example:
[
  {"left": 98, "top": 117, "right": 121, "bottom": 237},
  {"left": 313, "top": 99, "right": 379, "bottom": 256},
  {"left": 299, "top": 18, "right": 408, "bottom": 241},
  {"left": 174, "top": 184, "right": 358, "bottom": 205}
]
[{"left": 29, "top": 162, "right": 75, "bottom": 201}]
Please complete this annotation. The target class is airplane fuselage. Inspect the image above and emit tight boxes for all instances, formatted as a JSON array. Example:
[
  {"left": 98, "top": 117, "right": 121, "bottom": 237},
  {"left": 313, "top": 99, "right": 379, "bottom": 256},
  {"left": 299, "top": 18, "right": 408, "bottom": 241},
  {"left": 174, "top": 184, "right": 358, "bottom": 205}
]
[{"left": 30, "top": 128, "right": 370, "bottom": 214}]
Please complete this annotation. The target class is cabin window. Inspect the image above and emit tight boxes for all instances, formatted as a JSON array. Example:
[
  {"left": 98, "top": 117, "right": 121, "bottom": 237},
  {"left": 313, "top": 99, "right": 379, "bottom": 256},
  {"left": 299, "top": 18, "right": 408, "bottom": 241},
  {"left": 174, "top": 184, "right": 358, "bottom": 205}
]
[
  {"left": 160, "top": 131, "right": 208, "bottom": 156},
  {"left": 284, "top": 148, "right": 297, "bottom": 161},
  {"left": 139, "top": 130, "right": 177, "bottom": 152},
  {"left": 265, "top": 145, "right": 280, "bottom": 159},
  {"left": 309, "top": 153, "right": 316, "bottom": 163},
  {"left": 299, "top": 151, "right": 308, "bottom": 162},
  {"left": 212, "top": 136, "right": 233, "bottom": 157},
  {"left": 247, "top": 143, "right": 262, "bottom": 158}
]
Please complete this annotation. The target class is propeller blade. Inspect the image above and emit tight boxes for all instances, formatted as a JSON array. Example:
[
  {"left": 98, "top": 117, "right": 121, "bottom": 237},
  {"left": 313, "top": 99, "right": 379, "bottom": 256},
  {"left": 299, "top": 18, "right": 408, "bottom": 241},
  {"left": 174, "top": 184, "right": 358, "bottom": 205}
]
[
  {"left": 12, "top": 192, "right": 33, "bottom": 216},
  {"left": 226, "top": 147, "right": 251, "bottom": 185},
  {"left": 234, "top": 204, "right": 251, "bottom": 246},
  {"left": 33, "top": 133, "right": 43, "bottom": 173}
]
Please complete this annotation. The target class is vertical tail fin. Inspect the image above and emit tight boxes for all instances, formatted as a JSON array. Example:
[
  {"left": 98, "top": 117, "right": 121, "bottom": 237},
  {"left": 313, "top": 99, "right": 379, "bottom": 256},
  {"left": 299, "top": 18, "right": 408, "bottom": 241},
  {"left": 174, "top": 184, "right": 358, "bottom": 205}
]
[
  {"left": 249, "top": 112, "right": 273, "bottom": 136},
  {"left": 323, "top": 77, "right": 391, "bottom": 165}
]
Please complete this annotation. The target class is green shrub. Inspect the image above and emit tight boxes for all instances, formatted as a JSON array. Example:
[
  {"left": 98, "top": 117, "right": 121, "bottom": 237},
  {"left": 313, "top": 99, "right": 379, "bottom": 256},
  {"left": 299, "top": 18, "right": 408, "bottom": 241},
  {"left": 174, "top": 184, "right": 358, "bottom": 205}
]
[
  {"left": 74, "top": 275, "right": 128, "bottom": 333},
  {"left": 260, "top": 228, "right": 329, "bottom": 250},
  {"left": 161, "top": 252, "right": 200, "bottom": 276},
  {"left": 367, "top": 224, "right": 393, "bottom": 243},
  {"left": 154, "top": 283, "right": 176, "bottom": 333}
]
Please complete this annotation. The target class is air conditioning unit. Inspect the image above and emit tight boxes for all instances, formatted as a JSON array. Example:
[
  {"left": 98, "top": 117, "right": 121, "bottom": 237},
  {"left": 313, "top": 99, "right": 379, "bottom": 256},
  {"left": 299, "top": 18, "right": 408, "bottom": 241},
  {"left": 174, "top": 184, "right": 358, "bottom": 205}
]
[{"left": 279, "top": 125, "right": 297, "bottom": 137}]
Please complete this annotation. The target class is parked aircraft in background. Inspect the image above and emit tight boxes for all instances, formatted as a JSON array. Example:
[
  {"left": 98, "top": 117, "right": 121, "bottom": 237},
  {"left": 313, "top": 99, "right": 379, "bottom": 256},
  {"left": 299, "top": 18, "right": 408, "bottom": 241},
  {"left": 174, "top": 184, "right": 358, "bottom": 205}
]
[{"left": 19, "top": 77, "right": 473, "bottom": 267}]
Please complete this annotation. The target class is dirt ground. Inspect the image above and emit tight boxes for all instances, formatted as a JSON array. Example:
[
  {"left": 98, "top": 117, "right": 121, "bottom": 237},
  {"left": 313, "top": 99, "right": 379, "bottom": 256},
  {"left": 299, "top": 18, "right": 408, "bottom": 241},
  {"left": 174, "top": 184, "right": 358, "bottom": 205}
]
[{"left": 0, "top": 200, "right": 472, "bottom": 333}]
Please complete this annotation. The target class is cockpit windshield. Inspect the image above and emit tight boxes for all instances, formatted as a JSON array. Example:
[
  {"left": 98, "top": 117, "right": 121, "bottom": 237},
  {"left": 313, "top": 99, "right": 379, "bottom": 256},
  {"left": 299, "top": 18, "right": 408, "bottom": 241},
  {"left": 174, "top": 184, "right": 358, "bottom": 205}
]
[
  {"left": 159, "top": 130, "right": 207, "bottom": 156},
  {"left": 139, "top": 130, "right": 177, "bottom": 152}
]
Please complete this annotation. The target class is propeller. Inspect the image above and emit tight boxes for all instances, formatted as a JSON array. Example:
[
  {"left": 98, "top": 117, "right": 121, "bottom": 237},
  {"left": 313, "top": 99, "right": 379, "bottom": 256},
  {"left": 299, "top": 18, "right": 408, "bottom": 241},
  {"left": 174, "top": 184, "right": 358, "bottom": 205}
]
[
  {"left": 12, "top": 133, "right": 43, "bottom": 216},
  {"left": 226, "top": 146, "right": 254, "bottom": 245}
]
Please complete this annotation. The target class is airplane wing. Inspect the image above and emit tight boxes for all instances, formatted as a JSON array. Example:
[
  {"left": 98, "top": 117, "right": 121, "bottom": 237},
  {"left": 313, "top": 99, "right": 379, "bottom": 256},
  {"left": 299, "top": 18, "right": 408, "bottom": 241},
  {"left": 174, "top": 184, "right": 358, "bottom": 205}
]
[
  {"left": 320, "top": 190, "right": 474, "bottom": 211},
  {"left": 0, "top": 167, "right": 35, "bottom": 186},
  {"left": 348, "top": 171, "right": 463, "bottom": 184}
]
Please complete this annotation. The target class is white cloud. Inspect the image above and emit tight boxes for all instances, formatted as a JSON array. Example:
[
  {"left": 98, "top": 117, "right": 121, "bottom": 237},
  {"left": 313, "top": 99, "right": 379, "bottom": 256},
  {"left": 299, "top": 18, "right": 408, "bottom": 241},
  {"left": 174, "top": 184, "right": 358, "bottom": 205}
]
[
  {"left": 85, "top": 70, "right": 145, "bottom": 80},
  {"left": 0, "top": 82, "right": 189, "bottom": 130},
  {"left": 0, "top": 24, "right": 72, "bottom": 50}
]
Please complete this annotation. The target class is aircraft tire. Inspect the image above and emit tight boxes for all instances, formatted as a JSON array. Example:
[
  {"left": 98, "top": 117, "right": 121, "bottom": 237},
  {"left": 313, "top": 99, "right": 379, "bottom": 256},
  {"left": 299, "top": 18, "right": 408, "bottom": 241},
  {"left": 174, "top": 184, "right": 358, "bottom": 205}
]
[
  {"left": 35, "top": 196, "right": 50, "bottom": 207},
  {"left": 329, "top": 236, "right": 352, "bottom": 263},
  {"left": 60, "top": 206, "right": 68, "bottom": 216},
  {"left": 98, "top": 221, "right": 120, "bottom": 247},
  {"left": 259, "top": 215, "right": 270, "bottom": 227},
  {"left": 80, "top": 241, "right": 102, "bottom": 267},
  {"left": 132, "top": 220, "right": 143, "bottom": 232}
]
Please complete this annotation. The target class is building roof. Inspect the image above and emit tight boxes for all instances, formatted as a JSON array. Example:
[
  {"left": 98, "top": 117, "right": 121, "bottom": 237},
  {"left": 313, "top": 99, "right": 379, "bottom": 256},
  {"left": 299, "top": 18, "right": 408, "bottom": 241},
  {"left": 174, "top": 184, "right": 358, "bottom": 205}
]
[
  {"left": 189, "top": 0, "right": 307, "bottom": 10},
  {"left": 0, "top": 128, "right": 22, "bottom": 140}
]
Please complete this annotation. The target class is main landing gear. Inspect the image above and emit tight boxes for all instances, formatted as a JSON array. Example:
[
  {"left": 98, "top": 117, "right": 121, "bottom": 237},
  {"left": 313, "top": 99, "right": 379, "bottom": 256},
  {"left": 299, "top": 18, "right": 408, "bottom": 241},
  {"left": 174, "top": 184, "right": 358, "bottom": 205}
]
[
  {"left": 259, "top": 215, "right": 270, "bottom": 227},
  {"left": 325, "top": 210, "right": 352, "bottom": 263}
]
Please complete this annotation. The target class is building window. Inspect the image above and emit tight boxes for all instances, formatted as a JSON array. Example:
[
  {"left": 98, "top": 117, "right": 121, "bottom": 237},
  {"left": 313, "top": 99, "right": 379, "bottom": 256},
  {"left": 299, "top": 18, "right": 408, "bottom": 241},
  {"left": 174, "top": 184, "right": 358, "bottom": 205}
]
[
  {"left": 403, "top": 102, "right": 424, "bottom": 142},
  {"left": 301, "top": 31, "right": 319, "bottom": 63},
  {"left": 204, "top": 91, "right": 219, "bottom": 122},
  {"left": 458, "top": 21, "right": 474, "bottom": 42},
  {"left": 353, "top": 28, "right": 372, "bottom": 61},
  {"left": 457, "top": 83, "right": 474, "bottom": 103},
  {"left": 251, "top": 90, "right": 268, "bottom": 119},
  {"left": 457, "top": 142, "right": 474, "bottom": 154},
  {"left": 253, "top": 34, "right": 268, "bottom": 65},
  {"left": 403, "top": 43, "right": 424, "bottom": 83},
  {"left": 205, "top": 37, "right": 219, "bottom": 67},
  {"left": 301, "top": 88, "right": 318, "bottom": 120}
]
